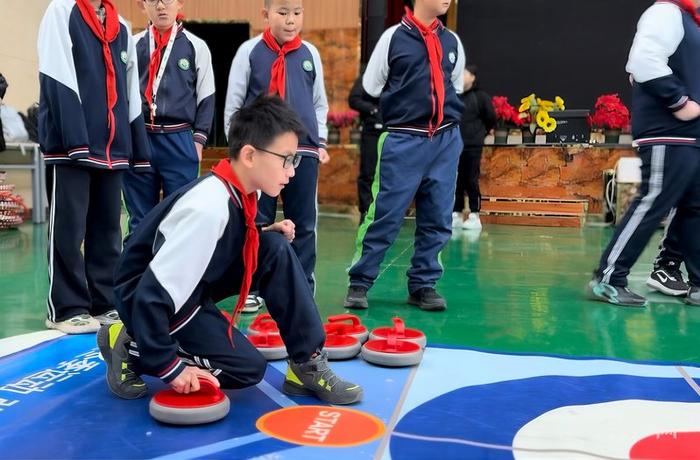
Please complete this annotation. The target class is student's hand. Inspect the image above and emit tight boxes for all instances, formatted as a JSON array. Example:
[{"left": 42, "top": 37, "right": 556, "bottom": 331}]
[
  {"left": 674, "top": 100, "right": 700, "bottom": 121},
  {"left": 195, "top": 143, "right": 204, "bottom": 162},
  {"left": 263, "top": 219, "right": 296, "bottom": 242},
  {"left": 170, "top": 366, "right": 219, "bottom": 394},
  {"left": 318, "top": 148, "right": 330, "bottom": 164}
]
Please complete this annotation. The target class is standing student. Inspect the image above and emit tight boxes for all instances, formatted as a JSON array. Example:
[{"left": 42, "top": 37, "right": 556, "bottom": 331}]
[{"left": 38, "top": 0, "right": 150, "bottom": 333}]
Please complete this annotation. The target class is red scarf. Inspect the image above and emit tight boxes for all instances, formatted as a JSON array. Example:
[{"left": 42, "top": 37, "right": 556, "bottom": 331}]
[
  {"left": 145, "top": 25, "right": 175, "bottom": 124},
  {"left": 660, "top": 0, "right": 700, "bottom": 26},
  {"left": 404, "top": 6, "right": 445, "bottom": 136},
  {"left": 262, "top": 28, "right": 302, "bottom": 99},
  {"left": 75, "top": 0, "right": 120, "bottom": 166},
  {"left": 211, "top": 159, "right": 260, "bottom": 343}
]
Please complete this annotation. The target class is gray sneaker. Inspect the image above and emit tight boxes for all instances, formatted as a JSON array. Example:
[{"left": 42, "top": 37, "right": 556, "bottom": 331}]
[
  {"left": 97, "top": 322, "right": 148, "bottom": 399},
  {"left": 587, "top": 278, "right": 648, "bottom": 307},
  {"left": 282, "top": 350, "right": 363, "bottom": 405},
  {"left": 343, "top": 286, "right": 369, "bottom": 310},
  {"left": 93, "top": 309, "right": 121, "bottom": 325}
]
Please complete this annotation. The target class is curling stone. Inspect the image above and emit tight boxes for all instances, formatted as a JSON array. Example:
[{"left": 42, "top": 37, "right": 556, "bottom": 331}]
[
  {"left": 248, "top": 332, "right": 288, "bottom": 361},
  {"left": 324, "top": 314, "right": 369, "bottom": 343},
  {"left": 361, "top": 334, "right": 423, "bottom": 367},
  {"left": 323, "top": 323, "right": 361, "bottom": 360},
  {"left": 247, "top": 313, "right": 280, "bottom": 336},
  {"left": 149, "top": 378, "right": 229, "bottom": 425},
  {"left": 369, "top": 317, "right": 426, "bottom": 348}
]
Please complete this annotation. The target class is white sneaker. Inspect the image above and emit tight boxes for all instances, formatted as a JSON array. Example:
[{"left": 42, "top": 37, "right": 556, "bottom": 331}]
[
  {"left": 45, "top": 314, "right": 100, "bottom": 334},
  {"left": 243, "top": 294, "right": 265, "bottom": 313},
  {"left": 462, "top": 213, "right": 482, "bottom": 230},
  {"left": 451, "top": 212, "right": 463, "bottom": 228},
  {"left": 93, "top": 309, "right": 121, "bottom": 325}
]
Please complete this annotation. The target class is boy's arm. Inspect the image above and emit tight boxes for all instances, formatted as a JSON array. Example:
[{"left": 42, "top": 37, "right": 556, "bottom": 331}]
[
  {"left": 308, "top": 43, "right": 329, "bottom": 146},
  {"left": 125, "top": 24, "right": 151, "bottom": 171},
  {"left": 128, "top": 189, "right": 231, "bottom": 384},
  {"left": 451, "top": 32, "right": 466, "bottom": 95},
  {"left": 362, "top": 25, "right": 398, "bottom": 98},
  {"left": 626, "top": 4, "right": 689, "bottom": 112},
  {"left": 187, "top": 32, "right": 216, "bottom": 146},
  {"left": 37, "top": 1, "right": 90, "bottom": 153},
  {"left": 224, "top": 39, "right": 256, "bottom": 140}
]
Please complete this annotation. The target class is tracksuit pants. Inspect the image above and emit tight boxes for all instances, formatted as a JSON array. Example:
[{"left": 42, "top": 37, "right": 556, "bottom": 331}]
[
  {"left": 596, "top": 144, "right": 700, "bottom": 287},
  {"left": 46, "top": 165, "right": 123, "bottom": 322},
  {"left": 123, "top": 130, "right": 199, "bottom": 233},
  {"left": 349, "top": 128, "right": 462, "bottom": 294}
]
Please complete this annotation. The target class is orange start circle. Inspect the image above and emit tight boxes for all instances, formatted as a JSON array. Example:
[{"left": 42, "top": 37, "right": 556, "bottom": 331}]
[{"left": 256, "top": 405, "right": 385, "bottom": 448}]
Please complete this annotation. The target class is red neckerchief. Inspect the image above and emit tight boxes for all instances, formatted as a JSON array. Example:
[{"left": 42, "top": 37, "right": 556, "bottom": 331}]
[
  {"left": 75, "top": 0, "right": 119, "bottom": 165},
  {"left": 659, "top": 0, "right": 700, "bottom": 26},
  {"left": 262, "top": 28, "right": 302, "bottom": 99},
  {"left": 211, "top": 159, "right": 259, "bottom": 343},
  {"left": 404, "top": 6, "right": 445, "bottom": 137},
  {"left": 145, "top": 24, "right": 175, "bottom": 124}
]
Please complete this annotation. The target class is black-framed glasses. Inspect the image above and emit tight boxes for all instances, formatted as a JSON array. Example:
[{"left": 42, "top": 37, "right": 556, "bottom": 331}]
[
  {"left": 144, "top": 0, "right": 177, "bottom": 5},
  {"left": 254, "top": 146, "right": 301, "bottom": 169}
]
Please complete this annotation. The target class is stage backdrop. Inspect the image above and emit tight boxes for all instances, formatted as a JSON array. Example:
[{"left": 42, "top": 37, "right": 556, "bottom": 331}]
[{"left": 457, "top": 0, "right": 652, "bottom": 108}]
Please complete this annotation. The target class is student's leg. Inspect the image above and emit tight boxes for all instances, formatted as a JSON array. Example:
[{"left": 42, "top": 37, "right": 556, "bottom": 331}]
[
  {"left": 676, "top": 160, "right": 700, "bottom": 292},
  {"left": 408, "top": 128, "right": 462, "bottom": 294},
  {"left": 358, "top": 131, "right": 380, "bottom": 218},
  {"left": 453, "top": 148, "right": 468, "bottom": 213},
  {"left": 464, "top": 146, "right": 483, "bottom": 213},
  {"left": 160, "top": 131, "right": 200, "bottom": 197},
  {"left": 122, "top": 134, "right": 161, "bottom": 233},
  {"left": 348, "top": 132, "right": 424, "bottom": 290},
  {"left": 255, "top": 232, "right": 325, "bottom": 361},
  {"left": 172, "top": 301, "right": 267, "bottom": 389},
  {"left": 280, "top": 155, "right": 319, "bottom": 292},
  {"left": 84, "top": 168, "right": 124, "bottom": 316},
  {"left": 595, "top": 145, "right": 692, "bottom": 287},
  {"left": 46, "top": 165, "right": 91, "bottom": 322},
  {"left": 653, "top": 209, "right": 684, "bottom": 268}
]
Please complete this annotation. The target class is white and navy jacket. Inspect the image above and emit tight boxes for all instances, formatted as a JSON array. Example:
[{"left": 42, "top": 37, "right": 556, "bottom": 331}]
[
  {"left": 38, "top": 0, "right": 150, "bottom": 170},
  {"left": 224, "top": 35, "right": 329, "bottom": 157},
  {"left": 363, "top": 18, "right": 465, "bottom": 137},
  {"left": 627, "top": 0, "right": 700, "bottom": 146},
  {"left": 115, "top": 174, "right": 247, "bottom": 383},
  {"left": 134, "top": 25, "right": 215, "bottom": 145}
]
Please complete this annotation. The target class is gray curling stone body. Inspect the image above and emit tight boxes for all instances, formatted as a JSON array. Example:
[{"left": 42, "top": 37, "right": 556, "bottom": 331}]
[{"left": 149, "top": 394, "right": 230, "bottom": 425}]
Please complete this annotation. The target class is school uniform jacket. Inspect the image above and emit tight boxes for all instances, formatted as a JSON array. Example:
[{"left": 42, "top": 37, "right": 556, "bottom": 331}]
[
  {"left": 115, "top": 174, "right": 247, "bottom": 383},
  {"left": 134, "top": 26, "right": 215, "bottom": 145},
  {"left": 363, "top": 17, "right": 465, "bottom": 137},
  {"left": 37, "top": 0, "right": 150, "bottom": 170},
  {"left": 223, "top": 35, "right": 329, "bottom": 158},
  {"left": 627, "top": 0, "right": 700, "bottom": 146}
]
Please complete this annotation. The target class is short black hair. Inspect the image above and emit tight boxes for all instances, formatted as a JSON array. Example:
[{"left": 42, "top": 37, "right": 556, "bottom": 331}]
[
  {"left": 404, "top": 0, "right": 414, "bottom": 9},
  {"left": 227, "top": 96, "right": 306, "bottom": 159}
]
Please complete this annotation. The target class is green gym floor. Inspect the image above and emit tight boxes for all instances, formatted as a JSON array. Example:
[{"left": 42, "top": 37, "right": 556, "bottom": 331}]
[{"left": 2, "top": 216, "right": 699, "bottom": 363}]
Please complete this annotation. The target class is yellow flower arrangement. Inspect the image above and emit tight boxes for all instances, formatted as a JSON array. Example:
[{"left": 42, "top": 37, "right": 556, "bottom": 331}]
[{"left": 518, "top": 93, "right": 565, "bottom": 134}]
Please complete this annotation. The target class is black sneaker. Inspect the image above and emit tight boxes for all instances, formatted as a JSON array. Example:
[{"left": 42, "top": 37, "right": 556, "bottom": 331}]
[
  {"left": 587, "top": 278, "right": 648, "bottom": 307},
  {"left": 282, "top": 350, "right": 363, "bottom": 405},
  {"left": 97, "top": 322, "right": 148, "bottom": 399},
  {"left": 646, "top": 263, "right": 689, "bottom": 297},
  {"left": 408, "top": 287, "right": 447, "bottom": 311},
  {"left": 344, "top": 285, "right": 369, "bottom": 309},
  {"left": 685, "top": 286, "right": 700, "bottom": 307}
]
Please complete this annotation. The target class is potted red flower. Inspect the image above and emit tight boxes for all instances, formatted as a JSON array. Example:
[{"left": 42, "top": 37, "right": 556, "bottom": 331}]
[
  {"left": 491, "top": 96, "right": 522, "bottom": 144},
  {"left": 589, "top": 94, "right": 630, "bottom": 144},
  {"left": 327, "top": 110, "right": 360, "bottom": 145}
]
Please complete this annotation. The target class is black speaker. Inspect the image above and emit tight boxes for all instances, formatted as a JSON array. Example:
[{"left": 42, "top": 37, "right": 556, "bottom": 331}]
[{"left": 546, "top": 109, "right": 590, "bottom": 144}]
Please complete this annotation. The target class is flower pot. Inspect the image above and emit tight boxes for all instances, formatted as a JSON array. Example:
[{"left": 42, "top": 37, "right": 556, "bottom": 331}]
[
  {"left": 521, "top": 129, "right": 535, "bottom": 144},
  {"left": 327, "top": 128, "right": 340, "bottom": 145},
  {"left": 494, "top": 128, "right": 509, "bottom": 145},
  {"left": 349, "top": 128, "right": 362, "bottom": 145},
  {"left": 604, "top": 128, "right": 621, "bottom": 144}
]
